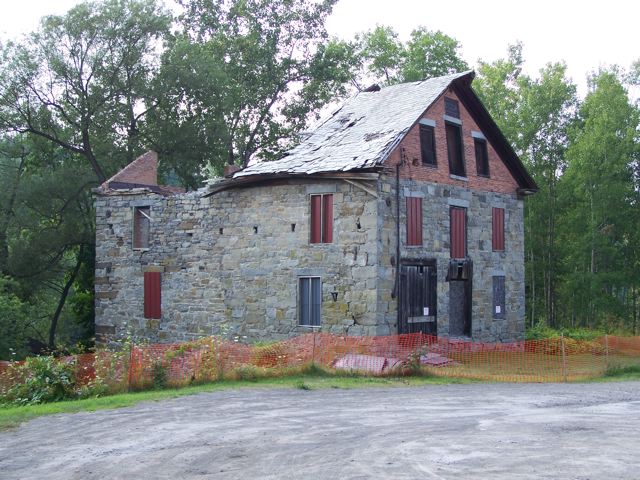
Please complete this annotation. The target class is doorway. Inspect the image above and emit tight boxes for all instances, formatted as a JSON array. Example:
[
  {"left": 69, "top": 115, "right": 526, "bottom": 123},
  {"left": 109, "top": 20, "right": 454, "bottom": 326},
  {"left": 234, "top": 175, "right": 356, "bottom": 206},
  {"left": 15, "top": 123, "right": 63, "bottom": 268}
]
[{"left": 398, "top": 260, "right": 437, "bottom": 335}]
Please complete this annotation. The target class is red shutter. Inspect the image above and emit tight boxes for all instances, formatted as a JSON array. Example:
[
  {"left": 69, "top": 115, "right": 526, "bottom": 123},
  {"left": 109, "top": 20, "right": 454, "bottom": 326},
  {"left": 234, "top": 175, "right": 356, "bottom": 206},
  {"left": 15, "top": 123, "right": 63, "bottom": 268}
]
[
  {"left": 144, "top": 271, "right": 161, "bottom": 319},
  {"left": 322, "top": 194, "right": 333, "bottom": 243},
  {"left": 310, "top": 195, "right": 322, "bottom": 243},
  {"left": 450, "top": 207, "right": 466, "bottom": 258},
  {"left": 406, "top": 197, "right": 422, "bottom": 246},
  {"left": 492, "top": 207, "right": 505, "bottom": 251}
]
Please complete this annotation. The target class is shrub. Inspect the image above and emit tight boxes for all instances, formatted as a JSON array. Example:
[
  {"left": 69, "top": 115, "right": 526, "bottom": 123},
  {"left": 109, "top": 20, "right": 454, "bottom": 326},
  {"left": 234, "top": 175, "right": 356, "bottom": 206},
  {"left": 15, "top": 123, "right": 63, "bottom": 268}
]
[{"left": 1, "top": 356, "right": 78, "bottom": 405}]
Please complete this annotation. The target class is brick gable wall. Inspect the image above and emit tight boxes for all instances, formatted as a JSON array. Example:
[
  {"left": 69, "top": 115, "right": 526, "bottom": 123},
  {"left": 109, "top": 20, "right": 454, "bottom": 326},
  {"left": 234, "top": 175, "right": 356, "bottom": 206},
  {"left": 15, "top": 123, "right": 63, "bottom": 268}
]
[{"left": 386, "top": 88, "right": 519, "bottom": 195}]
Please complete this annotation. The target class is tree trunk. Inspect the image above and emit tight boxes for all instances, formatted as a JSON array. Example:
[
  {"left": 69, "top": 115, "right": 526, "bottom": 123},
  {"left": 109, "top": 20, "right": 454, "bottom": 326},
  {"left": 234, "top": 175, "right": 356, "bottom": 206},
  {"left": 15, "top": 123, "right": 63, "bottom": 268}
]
[{"left": 48, "top": 248, "right": 84, "bottom": 349}]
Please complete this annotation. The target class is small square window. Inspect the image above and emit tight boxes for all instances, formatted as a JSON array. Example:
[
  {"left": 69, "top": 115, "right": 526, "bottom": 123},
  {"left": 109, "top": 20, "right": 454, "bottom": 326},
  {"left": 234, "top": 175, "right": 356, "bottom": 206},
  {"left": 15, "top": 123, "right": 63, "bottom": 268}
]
[
  {"left": 444, "top": 97, "right": 460, "bottom": 118},
  {"left": 133, "top": 206, "right": 151, "bottom": 249},
  {"left": 474, "top": 138, "right": 490, "bottom": 177},
  {"left": 299, "top": 277, "right": 321, "bottom": 326}
]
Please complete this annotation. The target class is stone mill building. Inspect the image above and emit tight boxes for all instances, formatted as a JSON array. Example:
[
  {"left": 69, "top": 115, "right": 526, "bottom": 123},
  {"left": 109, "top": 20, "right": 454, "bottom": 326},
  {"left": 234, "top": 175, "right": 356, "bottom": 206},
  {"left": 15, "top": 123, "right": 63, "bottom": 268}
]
[{"left": 94, "top": 71, "right": 538, "bottom": 345}]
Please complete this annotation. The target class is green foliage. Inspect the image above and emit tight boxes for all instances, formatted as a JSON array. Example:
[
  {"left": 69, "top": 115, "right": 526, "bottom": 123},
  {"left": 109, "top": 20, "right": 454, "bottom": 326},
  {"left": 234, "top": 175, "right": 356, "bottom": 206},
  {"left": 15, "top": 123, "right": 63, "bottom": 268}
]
[
  {"left": 2, "top": 356, "right": 77, "bottom": 405},
  {"left": 151, "top": 362, "right": 168, "bottom": 390},
  {"left": 355, "top": 25, "right": 467, "bottom": 86},
  {"left": 0, "top": 277, "right": 32, "bottom": 360},
  {"left": 526, "top": 323, "right": 606, "bottom": 341},
  {"left": 150, "top": 0, "right": 354, "bottom": 181}
]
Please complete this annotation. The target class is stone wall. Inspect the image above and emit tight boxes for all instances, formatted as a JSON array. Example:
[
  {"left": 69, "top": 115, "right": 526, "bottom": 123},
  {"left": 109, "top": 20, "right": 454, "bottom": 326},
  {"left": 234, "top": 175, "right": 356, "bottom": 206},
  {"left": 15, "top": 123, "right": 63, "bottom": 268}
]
[
  {"left": 95, "top": 179, "right": 380, "bottom": 345},
  {"left": 376, "top": 174, "right": 525, "bottom": 342}
]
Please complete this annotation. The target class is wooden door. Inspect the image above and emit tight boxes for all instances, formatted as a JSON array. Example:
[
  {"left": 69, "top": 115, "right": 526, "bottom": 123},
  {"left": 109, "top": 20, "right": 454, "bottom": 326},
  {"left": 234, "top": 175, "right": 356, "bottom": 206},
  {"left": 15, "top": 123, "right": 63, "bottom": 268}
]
[{"left": 398, "top": 263, "right": 437, "bottom": 335}]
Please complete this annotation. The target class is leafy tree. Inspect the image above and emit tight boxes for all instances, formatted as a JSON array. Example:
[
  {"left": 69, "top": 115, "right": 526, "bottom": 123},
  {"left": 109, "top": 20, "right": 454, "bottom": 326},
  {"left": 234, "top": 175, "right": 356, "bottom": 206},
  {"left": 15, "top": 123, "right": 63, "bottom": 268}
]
[
  {"left": 149, "top": 0, "right": 356, "bottom": 181},
  {"left": 401, "top": 27, "right": 468, "bottom": 82},
  {"left": 355, "top": 25, "right": 468, "bottom": 87},
  {"left": 560, "top": 71, "right": 639, "bottom": 329},
  {"left": 0, "top": 0, "right": 171, "bottom": 182}
]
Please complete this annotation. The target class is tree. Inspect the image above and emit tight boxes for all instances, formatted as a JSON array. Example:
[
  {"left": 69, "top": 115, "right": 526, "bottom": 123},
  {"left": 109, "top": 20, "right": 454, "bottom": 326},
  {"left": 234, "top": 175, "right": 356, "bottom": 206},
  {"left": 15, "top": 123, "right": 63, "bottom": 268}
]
[
  {"left": 401, "top": 27, "right": 468, "bottom": 82},
  {"left": 560, "top": 71, "right": 639, "bottom": 329},
  {"left": 148, "top": 0, "right": 356, "bottom": 181},
  {"left": 355, "top": 25, "right": 468, "bottom": 87},
  {"left": 0, "top": 0, "right": 171, "bottom": 183}
]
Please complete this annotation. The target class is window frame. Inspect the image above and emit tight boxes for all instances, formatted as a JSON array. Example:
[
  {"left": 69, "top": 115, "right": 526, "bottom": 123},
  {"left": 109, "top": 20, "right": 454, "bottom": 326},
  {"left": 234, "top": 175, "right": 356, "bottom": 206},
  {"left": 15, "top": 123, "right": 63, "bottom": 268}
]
[
  {"left": 474, "top": 137, "right": 490, "bottom": 177},
  {"left": 310, "top": 193, "right": 333, "bottom": 244},
  {"left": 419, "top": 123, "right": 437, "bottom": 167},
  {"left": 133, "top": 206, "right": 151, "bottom": 250},
  {"left": 445, "top": 121, "right": 466, "bottom": 177},
  {"left": 298, "top": 276, "right": 322, "bottom": 327}
]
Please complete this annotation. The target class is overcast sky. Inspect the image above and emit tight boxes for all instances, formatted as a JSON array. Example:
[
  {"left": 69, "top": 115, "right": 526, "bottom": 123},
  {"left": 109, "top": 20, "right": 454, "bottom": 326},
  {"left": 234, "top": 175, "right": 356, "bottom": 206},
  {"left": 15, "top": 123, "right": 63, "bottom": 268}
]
[{"left": 1, "top": 0, "right": 638, "bottom": 98}]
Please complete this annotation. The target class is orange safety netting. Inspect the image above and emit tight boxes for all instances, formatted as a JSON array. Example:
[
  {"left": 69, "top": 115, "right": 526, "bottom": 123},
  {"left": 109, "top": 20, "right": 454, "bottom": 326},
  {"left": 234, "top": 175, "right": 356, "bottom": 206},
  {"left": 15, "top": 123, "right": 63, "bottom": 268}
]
[{"left": 2, "top": 334, "right": 640, "bottom": 394}]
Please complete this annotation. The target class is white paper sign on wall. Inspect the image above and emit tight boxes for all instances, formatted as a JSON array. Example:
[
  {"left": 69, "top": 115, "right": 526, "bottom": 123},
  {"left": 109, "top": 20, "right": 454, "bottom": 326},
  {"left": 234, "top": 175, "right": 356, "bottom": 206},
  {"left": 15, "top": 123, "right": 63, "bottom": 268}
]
[
  {"left": 495, "top": 306, "right": 501, "bottom": 314},
  {"left": 423, "top": 307, "right": 429, "bottom": 316}
]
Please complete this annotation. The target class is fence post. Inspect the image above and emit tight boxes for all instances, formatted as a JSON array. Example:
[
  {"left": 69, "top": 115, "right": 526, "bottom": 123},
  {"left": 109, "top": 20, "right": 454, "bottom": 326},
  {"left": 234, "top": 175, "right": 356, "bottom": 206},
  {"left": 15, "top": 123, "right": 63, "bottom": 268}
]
[
  {"left": 127, "top": 344, "right": 133, "bottom": 392},
  {"left": 604, "top": 334, "right": 609, "bottom": 371},
  {"left": 561, "top": 334, "right": 567, "bottom": 383}
]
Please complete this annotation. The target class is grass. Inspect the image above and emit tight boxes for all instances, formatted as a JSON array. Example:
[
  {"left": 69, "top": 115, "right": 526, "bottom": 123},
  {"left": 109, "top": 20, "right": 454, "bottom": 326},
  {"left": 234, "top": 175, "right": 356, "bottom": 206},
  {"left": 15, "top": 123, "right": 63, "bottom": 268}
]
[
  {"left": 597, "top": 364, "right": 640, "bottom": 382},
  {"left": 0, "top": 366, "right": 470, "bottom": 431}
]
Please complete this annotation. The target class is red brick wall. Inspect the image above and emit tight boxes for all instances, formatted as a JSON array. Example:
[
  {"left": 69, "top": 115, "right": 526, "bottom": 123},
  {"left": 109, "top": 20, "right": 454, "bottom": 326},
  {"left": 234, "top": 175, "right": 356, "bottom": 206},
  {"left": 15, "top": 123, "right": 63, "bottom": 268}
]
[{"left": 385, "top": 88, "right": 519, "bottom": 194}]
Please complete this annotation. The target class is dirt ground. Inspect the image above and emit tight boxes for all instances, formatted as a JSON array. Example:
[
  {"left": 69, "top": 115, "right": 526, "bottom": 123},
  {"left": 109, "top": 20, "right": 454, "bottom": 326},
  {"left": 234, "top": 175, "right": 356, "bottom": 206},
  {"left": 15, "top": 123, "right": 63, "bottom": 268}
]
[{"left": 1, "top": 381, "right": 639, "bottom": 479}]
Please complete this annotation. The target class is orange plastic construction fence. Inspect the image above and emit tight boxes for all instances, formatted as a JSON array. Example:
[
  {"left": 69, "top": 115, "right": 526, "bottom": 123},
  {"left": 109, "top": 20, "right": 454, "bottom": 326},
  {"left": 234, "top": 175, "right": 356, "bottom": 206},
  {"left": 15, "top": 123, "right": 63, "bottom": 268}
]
[{"left": 2, "top": 334, "right": 640, "bottom": 394}]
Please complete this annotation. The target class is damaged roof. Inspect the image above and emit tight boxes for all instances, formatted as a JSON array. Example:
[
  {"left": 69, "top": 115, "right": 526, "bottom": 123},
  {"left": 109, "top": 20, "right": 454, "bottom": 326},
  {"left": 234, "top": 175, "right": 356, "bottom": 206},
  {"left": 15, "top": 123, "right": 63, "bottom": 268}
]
[
  {"left": 232, "top": 70, "right": 537, "bottom": 192},
  {"left": 235, "top": 71, "right": 471, "bottom": 178}
]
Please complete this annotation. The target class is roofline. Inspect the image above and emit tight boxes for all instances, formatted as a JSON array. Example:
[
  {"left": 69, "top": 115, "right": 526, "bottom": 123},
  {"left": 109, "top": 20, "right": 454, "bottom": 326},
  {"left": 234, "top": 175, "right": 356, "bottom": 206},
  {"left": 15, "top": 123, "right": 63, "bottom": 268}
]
[
  {"left": 203, "top": 170, "right": 381, "bottom": 197},
  {"left": 450, "top": 74, "right": 539, "bottom": 192}
]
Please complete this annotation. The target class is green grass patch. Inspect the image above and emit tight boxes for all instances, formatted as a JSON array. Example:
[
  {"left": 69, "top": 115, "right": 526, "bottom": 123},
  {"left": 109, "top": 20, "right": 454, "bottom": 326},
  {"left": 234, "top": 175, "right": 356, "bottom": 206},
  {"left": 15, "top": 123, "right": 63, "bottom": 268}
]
[{"left": 0, "top": 368, "right": 470, "bottom": 430}]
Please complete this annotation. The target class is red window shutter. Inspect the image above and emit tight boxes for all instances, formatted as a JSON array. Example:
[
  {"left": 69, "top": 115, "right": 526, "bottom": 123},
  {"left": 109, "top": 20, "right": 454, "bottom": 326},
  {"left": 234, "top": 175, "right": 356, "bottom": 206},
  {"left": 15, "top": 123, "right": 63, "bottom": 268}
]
[
  {"left": 406, "top": 197, "right": 422, "bottom": 246},
  {"left": 144, "top": 271, "right": 161, "bottom": 319},
  {"left": 310, "top": 195, "right": 322, "bottom": 243},
  {"left": 322, "top": 194, "right": 333, "bottom": 243},
  {"left": 450, "top": 207, "right": 466, "bottom": 258},
  {"left": 492, "top": 207, "right": 505, "bottom": 251}
]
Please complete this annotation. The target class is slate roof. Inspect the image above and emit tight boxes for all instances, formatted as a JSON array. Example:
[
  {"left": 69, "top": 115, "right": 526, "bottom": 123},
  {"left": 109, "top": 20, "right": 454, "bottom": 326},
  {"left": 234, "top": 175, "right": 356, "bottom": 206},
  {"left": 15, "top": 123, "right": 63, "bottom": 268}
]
[{"left": 234, "top": 71, "right": 472, "bottom": 178}]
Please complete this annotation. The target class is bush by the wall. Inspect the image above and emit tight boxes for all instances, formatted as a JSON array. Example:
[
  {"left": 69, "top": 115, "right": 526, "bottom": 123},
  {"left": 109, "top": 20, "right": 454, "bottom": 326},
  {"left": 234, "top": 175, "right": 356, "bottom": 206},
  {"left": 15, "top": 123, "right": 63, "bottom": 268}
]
[{"left": 1, "top": 356, "right": 78, "bottom": 405}]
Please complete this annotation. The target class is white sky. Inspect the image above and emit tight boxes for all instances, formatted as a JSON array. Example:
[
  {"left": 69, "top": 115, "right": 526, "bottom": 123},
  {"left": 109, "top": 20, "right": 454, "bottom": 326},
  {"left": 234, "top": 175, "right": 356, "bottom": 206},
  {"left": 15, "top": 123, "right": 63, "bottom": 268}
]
[{"left": 1, "top": 0, "right": 638, "bottom": 99}]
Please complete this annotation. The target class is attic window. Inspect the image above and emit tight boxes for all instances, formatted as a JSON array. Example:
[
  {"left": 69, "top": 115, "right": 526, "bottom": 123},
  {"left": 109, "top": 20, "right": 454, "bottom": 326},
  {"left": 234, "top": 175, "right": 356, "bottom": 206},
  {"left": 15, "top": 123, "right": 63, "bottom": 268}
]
[
  {"left": 444, "top": 97, "right": 460, "bottom": 118},
  {"left": 475, "top": 138, "right": 490, "bottom": 177},
  {"left": 133, "top": 206, "right": 151, "bottom": 249},
  {"left": 419, "top": 124, "right": 436, "bottom": 166},
  {"left": 446, "top": 122, "right": 465, "bottom": 177}
]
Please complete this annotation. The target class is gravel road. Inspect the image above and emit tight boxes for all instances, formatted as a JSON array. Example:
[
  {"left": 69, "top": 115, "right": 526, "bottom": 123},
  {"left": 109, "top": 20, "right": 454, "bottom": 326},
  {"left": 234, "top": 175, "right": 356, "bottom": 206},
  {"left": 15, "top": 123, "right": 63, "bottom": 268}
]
[{"left": 1, "top": 381, "right": 639, "bottom": 479}]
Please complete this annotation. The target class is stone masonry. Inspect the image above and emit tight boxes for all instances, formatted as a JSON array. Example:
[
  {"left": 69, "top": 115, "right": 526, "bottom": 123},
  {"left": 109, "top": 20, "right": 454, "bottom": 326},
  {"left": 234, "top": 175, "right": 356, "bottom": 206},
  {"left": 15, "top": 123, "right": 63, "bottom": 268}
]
[{"left": 95, "top": 78, "right": 529, "bottom": 345}]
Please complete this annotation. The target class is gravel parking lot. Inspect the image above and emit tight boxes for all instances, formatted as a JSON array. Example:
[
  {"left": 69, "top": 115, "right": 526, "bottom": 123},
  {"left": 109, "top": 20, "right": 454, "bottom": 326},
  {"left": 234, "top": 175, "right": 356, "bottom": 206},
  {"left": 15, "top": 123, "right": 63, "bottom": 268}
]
[{"left": 1, "top": 381, "right": 639, "bottom": 479}]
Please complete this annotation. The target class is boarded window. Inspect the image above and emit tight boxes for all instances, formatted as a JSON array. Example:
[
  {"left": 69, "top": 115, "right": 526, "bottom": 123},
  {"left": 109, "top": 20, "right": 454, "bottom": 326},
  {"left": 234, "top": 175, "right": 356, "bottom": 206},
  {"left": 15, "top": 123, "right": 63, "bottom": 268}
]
[
  {"left": 133, "top": 206, "right": 151, "bottom": 249},
  {"left": 450, "top": 207, "right": 466, "bottom": 258},
  {"left": 144, "top": 271, "right": 161, "bottom": 319},
  {"left": 492, "top": 207, "right": 505, "bottom": 251},
  {"left": 446, "top": 122, "right": 465, "bottom": 177},
  {"left": 493, "top": 275, "right": 506, "bottom": 319},
  {"left": 444, "top": 97, "right": 460, "bottom": 118},
  {"left": 419, "top": 124, "right": 436, "bottom": 166},
  {"left": 299, "top": 277, "right": 321, "bottom": 326},
  {"left": 406, "top": 197, "right": 423, "bottom": 246},
  {"left": 310, "top": 194, "right": 333, "bottom": 244},
  {"left": 474, "top": 138, "right": 490, "bottom": 177}
]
